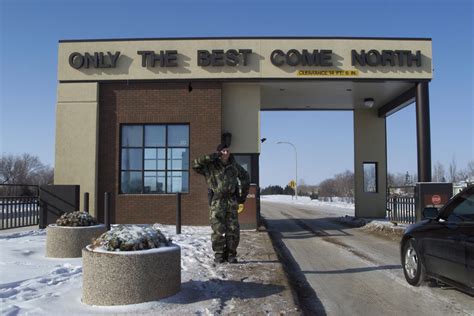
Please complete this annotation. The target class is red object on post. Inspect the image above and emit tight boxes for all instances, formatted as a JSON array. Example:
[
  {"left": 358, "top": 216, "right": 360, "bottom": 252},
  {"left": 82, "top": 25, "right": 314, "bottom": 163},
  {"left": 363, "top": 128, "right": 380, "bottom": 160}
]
[{"left": 431, "top": 195, "right": 441, "bottom": 205}]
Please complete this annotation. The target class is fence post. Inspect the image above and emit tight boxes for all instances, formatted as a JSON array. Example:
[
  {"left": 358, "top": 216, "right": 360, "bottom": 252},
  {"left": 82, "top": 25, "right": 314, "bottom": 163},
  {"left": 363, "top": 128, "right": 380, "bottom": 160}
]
[
  {"left": 84, "top": 192, "right": 89, "bottom": 213},
  {"left": 21, "top": 197, "right": 24, "bottom": 227},
  {"left": 176, "top": 193, "right": 181, "bottom": 234},
  {"left": 14, "top": 199, "right": 18, "bottom": 228},
  {"left": 1, "top": 198, "right": 4, "bottom": 229},
  {"left": 39, "top": 199, "right": 47, "bottom": 229},
  {"left": 393, "top": 197, "right": 398, "bottom": 222},
  {"left": 104, "top": 192, "right": 110, "bottom": 231}
]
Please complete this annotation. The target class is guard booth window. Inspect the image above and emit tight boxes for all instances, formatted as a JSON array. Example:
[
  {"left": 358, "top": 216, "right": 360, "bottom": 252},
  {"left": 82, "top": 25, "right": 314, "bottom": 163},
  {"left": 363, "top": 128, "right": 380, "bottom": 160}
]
[
  {"left": 234, "top": 155, "right": 252, "bottom": 176},
  {"left": 120, "top": 124, "right": 189, "bottom": 194},
  {"left": 234, "top": 154, "right": 253, "bottom": 179},
  {"left": 363, "top": 162, "right": 377, "bottom": 193}
]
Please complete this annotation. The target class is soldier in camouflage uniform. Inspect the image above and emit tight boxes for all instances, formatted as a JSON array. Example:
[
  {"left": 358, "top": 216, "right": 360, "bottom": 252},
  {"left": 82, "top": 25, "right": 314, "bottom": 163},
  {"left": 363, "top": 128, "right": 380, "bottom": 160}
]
[{"left": 192, "top": 143, "right": 250, "bottom": 263}]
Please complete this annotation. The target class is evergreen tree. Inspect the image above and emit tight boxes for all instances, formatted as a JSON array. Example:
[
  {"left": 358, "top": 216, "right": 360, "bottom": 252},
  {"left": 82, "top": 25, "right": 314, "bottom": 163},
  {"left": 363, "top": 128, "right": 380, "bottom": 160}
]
[
  {"left": 283, "top": 185, "right": 295, "bottom": 196},
  {"left": 260, "top": 185, "right": 284, "bottom": 195}
]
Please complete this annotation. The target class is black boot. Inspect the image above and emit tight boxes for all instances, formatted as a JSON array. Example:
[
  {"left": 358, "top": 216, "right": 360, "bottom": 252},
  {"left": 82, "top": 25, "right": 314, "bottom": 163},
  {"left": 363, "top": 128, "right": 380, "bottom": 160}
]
[
  {"left": 214, "top": 254, "right": 225, "bottom": 264},
  {"left": 227, "top": 254, "right": 238, "bottom": 264}
]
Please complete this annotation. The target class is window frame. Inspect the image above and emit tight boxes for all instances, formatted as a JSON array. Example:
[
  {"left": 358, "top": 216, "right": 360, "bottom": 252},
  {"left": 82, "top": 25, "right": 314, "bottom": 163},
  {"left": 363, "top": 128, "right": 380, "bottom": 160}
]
[{"left": 119, "top": 123, "right": 190, "bottom": 195}]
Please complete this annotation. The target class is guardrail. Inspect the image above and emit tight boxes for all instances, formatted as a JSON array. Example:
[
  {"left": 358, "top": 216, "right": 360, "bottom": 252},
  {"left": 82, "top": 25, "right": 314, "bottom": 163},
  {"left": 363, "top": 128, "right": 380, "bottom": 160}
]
[
  {"left": 386, "top": 196, "right": 416, "bottom": 224},
  {"left": 1, "top": 196, "right": 40, "bottom": 229},
  {"left": 1, "top": 184, "right": 40, "bottom": 230}
]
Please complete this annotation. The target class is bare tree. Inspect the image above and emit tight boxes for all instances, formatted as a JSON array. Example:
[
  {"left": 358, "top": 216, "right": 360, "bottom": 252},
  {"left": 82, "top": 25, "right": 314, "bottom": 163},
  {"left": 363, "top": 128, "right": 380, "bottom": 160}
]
[
  {"left": 457, "top": 169, "right": 469, "bottom": 182},
  {"left": 449, "top": 156, "right": 458, "bottom": 183},
  {"left": 467, "top": 160, "right": 474, "bottom": 178},
  {"left": 388, "top": 172, "right": 406, "bottom": 187},
  {"left": 318, "top": 178, "right": 337, "bottom": 200},
  {"left": 0, "top": 153, "right": 54, "bottom": 185},
  {"left": 297, "top": 178, "right": 319, "bottom": 196},
  {"left": 432, "top": 161, "right": 446, "bottom": 182},
  {"left": 334, "top": 170, "right": 354, "bottom": 197},
  {"left": 317, "top": 170, "right": 354, "bottom": 202},
  {"left": 31, "top": 166, "right": 54, "bottom": 185},
  {"left": 0, "top": 155, "right": 14, "bottom": 184},
  {"left": 405, "top": 171, "right": 414, "bottom": 185}
]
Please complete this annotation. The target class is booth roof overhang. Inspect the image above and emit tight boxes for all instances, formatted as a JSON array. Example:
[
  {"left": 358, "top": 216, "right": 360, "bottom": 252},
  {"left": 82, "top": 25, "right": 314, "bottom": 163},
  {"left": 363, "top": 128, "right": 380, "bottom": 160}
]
[{"left": 58, "top": 36, "right": 432, "bottom": 116}]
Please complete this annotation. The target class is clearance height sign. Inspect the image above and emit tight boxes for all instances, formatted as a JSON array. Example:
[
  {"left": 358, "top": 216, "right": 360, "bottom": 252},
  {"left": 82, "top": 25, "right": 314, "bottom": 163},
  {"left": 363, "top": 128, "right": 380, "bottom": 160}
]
[
  {"left": 58, "top": 38, "right": 433, "bottom": 81},
  {"left": 297, "top": 70, "right": 359, "bottom": 77}
]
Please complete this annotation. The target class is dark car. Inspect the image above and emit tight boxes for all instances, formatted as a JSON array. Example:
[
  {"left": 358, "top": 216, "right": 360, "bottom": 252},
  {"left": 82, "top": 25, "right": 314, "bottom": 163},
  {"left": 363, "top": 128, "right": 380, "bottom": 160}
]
[{"left": 400, "top": 185, "right": 474, "bottom": 295}]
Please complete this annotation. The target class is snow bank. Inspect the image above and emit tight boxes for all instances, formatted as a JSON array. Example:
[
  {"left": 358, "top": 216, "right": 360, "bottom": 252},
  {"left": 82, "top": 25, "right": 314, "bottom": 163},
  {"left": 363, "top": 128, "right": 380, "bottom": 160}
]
[
  {"left": 360, "top": 220, "right": 407, "bottom": 239},
  {"left": 337, "top": 215, "right": 408, "bottom": 240},
  {"left": 261, "top": 194, "right": 354, "bottom": 217},
  {"left": 261, "top": 194, "right": 354, "bottom": 209}
]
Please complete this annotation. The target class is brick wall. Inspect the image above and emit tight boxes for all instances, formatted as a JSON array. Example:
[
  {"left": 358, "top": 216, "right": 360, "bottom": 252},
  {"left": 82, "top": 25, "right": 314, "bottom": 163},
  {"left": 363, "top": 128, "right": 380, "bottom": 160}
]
[{"left": 98, "top": 82, "right": 221, "bottom": 225}]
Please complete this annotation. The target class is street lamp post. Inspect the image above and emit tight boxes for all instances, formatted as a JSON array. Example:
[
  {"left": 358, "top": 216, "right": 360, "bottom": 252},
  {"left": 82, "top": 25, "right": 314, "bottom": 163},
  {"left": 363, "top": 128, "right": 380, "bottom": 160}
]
[{"left": 277, "top": 141, "right": 298, "bottom": 200}]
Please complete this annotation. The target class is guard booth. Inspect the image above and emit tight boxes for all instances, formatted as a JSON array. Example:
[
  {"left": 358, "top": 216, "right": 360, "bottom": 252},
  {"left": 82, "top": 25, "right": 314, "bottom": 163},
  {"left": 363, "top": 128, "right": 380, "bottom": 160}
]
[
  {"left": 54, "top": 37, "right": 434, "bottom": 225},
  {"left": 415, "top": 182, "right": 453, "bottom": 221}
]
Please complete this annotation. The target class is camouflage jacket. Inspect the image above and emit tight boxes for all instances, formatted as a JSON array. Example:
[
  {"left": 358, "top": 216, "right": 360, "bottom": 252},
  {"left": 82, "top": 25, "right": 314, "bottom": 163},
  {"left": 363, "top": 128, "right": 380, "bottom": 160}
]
[{"left": 192, "top": 153, "right": 250, "bottom": 201}]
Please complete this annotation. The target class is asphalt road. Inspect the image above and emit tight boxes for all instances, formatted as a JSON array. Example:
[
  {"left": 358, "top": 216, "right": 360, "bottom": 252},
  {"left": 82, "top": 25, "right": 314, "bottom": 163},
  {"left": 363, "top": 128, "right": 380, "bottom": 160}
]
[{"left": 261, "top": 200, "right": 474, "bottom": 316}]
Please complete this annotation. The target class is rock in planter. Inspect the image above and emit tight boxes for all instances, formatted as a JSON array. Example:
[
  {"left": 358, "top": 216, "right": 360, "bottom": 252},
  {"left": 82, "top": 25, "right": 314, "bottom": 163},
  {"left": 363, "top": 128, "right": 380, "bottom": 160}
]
[
  {"left": 46, "top": 224, "right": 107, "bottom": 258},
  {"left": 82, "top": 244, "right": 181, "bottom": 305}
]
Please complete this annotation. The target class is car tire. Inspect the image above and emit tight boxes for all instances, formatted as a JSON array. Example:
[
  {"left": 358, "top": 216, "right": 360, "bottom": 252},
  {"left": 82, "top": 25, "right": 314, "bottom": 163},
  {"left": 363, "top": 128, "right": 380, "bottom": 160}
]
[{"left": 402, "top": 238, "right": 426, "bottom": 286}]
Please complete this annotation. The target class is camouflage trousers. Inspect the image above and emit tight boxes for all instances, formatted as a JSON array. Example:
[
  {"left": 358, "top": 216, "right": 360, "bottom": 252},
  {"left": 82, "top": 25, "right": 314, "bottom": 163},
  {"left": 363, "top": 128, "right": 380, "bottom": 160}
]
[{"left": 209, "top": 197, "right": 240, "bottom": 258}]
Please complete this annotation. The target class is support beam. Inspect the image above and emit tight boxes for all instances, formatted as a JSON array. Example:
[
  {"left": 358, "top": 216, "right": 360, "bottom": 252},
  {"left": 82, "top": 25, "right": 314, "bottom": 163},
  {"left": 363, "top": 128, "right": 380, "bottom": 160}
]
[
  {"left": 378, "top": 86, "right": 416, "bottom": 118},
  {"left": 415, "top": 82, "right": 432, "bottom": 182}
]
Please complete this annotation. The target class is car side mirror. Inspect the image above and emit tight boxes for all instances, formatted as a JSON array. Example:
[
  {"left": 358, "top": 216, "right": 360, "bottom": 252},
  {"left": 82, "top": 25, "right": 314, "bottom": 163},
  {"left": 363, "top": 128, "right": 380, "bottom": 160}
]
[{"left": 423, "top": 207, "right": 439, "bottom": 220}]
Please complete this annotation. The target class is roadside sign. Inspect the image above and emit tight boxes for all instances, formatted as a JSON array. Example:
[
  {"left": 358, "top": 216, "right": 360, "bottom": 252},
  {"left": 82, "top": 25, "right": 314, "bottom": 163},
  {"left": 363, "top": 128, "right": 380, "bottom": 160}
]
[
  {"left": 415, "top": 183, "right": 453, "bottom": 221},
  {"left": 289, "top": 180, "right": 296, "bottom": 189}
]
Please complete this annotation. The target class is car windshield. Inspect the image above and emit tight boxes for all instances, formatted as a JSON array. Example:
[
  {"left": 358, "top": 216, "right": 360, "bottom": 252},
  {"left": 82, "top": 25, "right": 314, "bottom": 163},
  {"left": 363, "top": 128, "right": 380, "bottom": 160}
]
[{"left": 441, "top": 186, "right": 474, "bottom": 221}]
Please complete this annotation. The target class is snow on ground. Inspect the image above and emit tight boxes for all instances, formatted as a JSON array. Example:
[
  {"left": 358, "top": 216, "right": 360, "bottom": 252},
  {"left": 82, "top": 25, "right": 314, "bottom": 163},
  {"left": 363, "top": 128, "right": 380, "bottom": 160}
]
[
  {"left": 0, "top": 225, "right": 296, "bottom": 315},
  {"left": 261, "top": 195, "right": 354, "bottom": 211},
  {"left": 261, "top": 195, "right": 354, "bottom": 216}
]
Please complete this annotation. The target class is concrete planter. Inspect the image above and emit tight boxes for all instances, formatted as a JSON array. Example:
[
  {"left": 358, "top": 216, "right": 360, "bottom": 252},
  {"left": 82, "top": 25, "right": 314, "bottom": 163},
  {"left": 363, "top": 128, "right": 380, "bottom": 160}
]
[
  {"left": 46, "top": 224, "right": 107, "bottom": 258},
  {"left": 82, "top": 244, "right": 181, "bottom": 306}
]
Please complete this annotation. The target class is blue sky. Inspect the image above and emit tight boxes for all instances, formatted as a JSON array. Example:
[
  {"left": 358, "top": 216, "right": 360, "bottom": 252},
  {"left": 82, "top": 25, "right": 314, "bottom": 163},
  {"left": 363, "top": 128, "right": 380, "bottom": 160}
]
[{"left": 1, "top": 0, "right": 472, "bottom": 187}]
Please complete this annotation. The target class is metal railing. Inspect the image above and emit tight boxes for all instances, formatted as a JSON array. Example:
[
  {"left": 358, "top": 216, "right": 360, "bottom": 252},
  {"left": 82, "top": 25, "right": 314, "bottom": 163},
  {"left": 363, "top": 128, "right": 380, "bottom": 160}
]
[
  {"left": 386, "top": 196, "right": 416, "bottom": 224},
  {"left": 1, "top": 196, "right": 40, "bottom": 229},
  {"left": 0, "top": 184, "right": 40, "bottom": 230}
]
